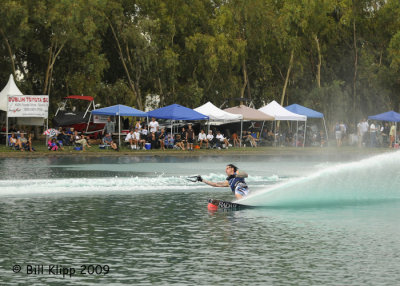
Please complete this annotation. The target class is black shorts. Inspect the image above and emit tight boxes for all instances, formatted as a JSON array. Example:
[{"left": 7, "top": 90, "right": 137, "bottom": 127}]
[{"left": 188, "top": 138, "right": 194, "bottom": 144}]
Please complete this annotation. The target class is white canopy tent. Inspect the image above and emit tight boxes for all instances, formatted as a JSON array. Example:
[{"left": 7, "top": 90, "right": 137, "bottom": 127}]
[
  {"left": 0, "top": 74, "right": 48, "bottom": 145},
  {"left": 194, "top": 102, "right": 243, "bottom": 127},
  {"left": 0, "top": 74, "right": 23, "bottom": 110},
  {"left": 258, "top": 100, "right": 307, "bottom": 146}
]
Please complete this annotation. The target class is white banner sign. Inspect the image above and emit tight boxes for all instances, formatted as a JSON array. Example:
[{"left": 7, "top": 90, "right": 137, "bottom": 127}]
[
  {"left": 7, "top": 95, "right": 49, "bottom": 118},
  {"left": 93, "top": 114, "right": 109, "bottom": 124}
]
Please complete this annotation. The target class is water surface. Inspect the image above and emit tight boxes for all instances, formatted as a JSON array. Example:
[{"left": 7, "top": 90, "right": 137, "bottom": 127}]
[{"left": 0, "top": 152, "right": 399, "bottom": 285}]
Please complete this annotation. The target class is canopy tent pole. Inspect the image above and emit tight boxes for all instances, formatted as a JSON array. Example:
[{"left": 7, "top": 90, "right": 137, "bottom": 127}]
[
  {"left": 5, "top": 112, "right": 8, "bottom": 146},
  {"left": 86, "top": 112, "right": 92, "bottom": 133},
  {"left": 170, "top": 120, "right": 173, "bottom": 138},
  {"left": 46, "top": 118, "right": 48, "bottom": 146},
  {"left": 118, "top": 114, "right": 121, "bottom": 147},
  {"left": 323, "top": 117, "right": 329, "bottom": 146},
  {"left": 240, "top": 120, "right": 243, "bottom": 147},
  {"left": 296, "top": 121, "right": 298, "bottom": 147},
  {"left": 260, "top": 121, "right": 265, "bottom": 142},
  {"left": 303, "top": 120, "right": 307, "bottom": 147}
]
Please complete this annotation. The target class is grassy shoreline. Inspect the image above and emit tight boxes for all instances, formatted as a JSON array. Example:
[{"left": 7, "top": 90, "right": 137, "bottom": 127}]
[{"left": 0, "top": 142, "right": 396, "bottom": 158}]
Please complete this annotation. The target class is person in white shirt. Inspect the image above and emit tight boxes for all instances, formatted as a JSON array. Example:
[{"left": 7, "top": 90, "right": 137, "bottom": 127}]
[
  {"left": 139, "top": 127, "right": 147, "bottom": 149},
  {"left": 369, "top": 122, "right": 377, "bottom": 147},
  {"left": 125, "top": 130, "right": 135, "bottom": 149},
  {"left": 216, "top": 131, "right": 229, "bottom": 149},
  {"left": 206, "top": 130, "right": 214, "bottom": 148},
  {"left": 198, "top": 130, "right": 208, "bottom": 149},
  {"left": 131, "top": 128, "right": 141, "bottom": 149},
  {"left": 149, "top": 117, "right": 159, "bottom": 133},
  {"left": 360, "top": 118, "right": 369, "bottom": 146}
]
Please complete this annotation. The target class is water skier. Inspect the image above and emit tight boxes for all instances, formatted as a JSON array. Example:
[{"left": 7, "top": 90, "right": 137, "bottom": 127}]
[{"left": 196, "top": 164, "right": 249, "bottom": 199}]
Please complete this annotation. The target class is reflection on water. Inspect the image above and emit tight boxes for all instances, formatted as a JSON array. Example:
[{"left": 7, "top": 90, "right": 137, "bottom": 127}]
[
  {"left": 1, "top": 153, "right": 400, "bottom": 285},
  {"left": 1, "top": 193, "right": 399, "bottom": 285}
]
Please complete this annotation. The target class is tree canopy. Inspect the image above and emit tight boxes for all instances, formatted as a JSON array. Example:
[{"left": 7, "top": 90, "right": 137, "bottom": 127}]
[{"left": 1, "top": 0, "right": 399, "bottom": 126}]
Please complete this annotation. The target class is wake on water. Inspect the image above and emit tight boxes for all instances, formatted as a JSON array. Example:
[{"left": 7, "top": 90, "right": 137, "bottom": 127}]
[
  {"left": 0, "top": 173, "right": 279, "bottom": 197},
  {"left": 1, "top": 151, "right": 400, "bottom": 207},
  {"left": 240, "top": 151, "right": 400, "bottom": 207}
]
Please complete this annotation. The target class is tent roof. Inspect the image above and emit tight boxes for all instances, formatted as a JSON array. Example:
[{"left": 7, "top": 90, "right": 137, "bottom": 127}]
[
  {"left": 194, "top": 101, "right": 243, "bottom": 121},
  {"left": 285, "top": 103, "right": 324, "bottom": 118},
  {"left": 148, "top": 104, "right": 208, "bottom": 120},
  {"left": 223, "top": 105, "right": 274, "bottom": 121},
  {"left": 0, "top": 74, "right": 23, "bottom": 111},
  {"left": 91, "top": 104, "right": 147, "bottom": 117},
  {"left": 65, "top": 95, "right": 94, "bottom": 101},
  {"left": 368, "top": 110, "right": 400, "bottom": 122},
  {"left": 259, "top": 100, "right": 306, "bottom": 121}
]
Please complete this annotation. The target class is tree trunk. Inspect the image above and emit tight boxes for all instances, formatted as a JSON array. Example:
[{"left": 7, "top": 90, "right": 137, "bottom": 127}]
[
  {"left": 107, "top": 18, "right": 142, "bottom": 109},
  {"left": 0, "top": 28, "right": 16, "bottom": 78},
  {"left": 314, "top": 34, "right": 321, "bottom": 88},
  {"left": 240, "top": 59, "right": 248, "bottom": 105},
  {"left": 280, "top": 49, "right": 294, "bottom": 106},
  {"left": 353, "top": 14, "right": 358, "bottom": 124}
]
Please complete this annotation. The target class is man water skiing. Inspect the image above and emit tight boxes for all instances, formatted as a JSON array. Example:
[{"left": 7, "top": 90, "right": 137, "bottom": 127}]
[{"left": 197, "top": 164, "right": 249, "bottom": 199}]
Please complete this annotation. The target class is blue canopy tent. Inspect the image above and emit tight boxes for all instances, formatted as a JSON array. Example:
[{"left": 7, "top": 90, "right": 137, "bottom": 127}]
[
  {"left": 148, "top": 104, "right": 208, "bottom": 135},
  {"left": 286, "top": 104, "right": 329, "bottom": 145},
  {"left": 368, "top": 110, "right": 400, "bottom": 122},
  {"left": 148, "top": 104, "right": 208, "bottom": 121},
  {"left": 368, "top": 111, "right": 400, "bottom": 145},
  {"left": 91, "top": 104, "right": 147, "bottom": 146}
]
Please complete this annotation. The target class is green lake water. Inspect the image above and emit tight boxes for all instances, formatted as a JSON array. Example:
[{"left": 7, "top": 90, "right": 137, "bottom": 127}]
[{"left": 0, "top": 152, "right": 399, "bottom": 285}]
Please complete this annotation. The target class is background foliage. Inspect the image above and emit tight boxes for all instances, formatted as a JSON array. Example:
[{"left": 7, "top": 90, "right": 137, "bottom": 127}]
[{"left": 1, "top": 0, "right": 399, "bottom": 127}]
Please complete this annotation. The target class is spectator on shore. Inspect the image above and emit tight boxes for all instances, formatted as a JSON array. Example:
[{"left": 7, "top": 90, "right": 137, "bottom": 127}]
[
  {"left": 186, "top": 124, "right": 195, "bottom": 151},
  {"left": 381, "top": 122, "right": 390, "bottom": 146},
  {"left": 359, "top": 118, "right": 369, "bottom": 147},
  {"left": 103, "top": 133, "right": 118, "bottom": 150},
  {"left": 8, "top": 132, "right": 19, "bottom": 148},
  {"left": 149, "top": 117, "right": 159, "bottom": 133},
  {"left": 104, "top": 116, "right": 115, "bottom": 135},
  {"left": 133, "top": 128, "right": 141, "bottom": 149},
  {"left": 158, "top": 128, "right": 166, "bottom": 151},
  {"left": 206, "top": 130, "right": 214, "bottom": 148},
  {"left": 216, "top": 131, "right": 230, "bottom": 149},
  {"left": 389, "top": 123, "right": 396, "bottom": 148},
  {"left": 198, "top": 130, "right": 208, "bottom": 148},
  {"left": 125, "top": 130, "right": 135, "bottom": 149},
  {"left": 174, "top": 133, "right": 185, "bottom": 150},
  {"left": 139, "top": 127, "right": 147, "bottom": 149},
  {"left": 369, "top": 121, "right": 377, "bottom": 147},
  {"left": 181, "top": 127, "right": 187, "bottom": 147},
  {"left": 48, "top": 138, "right": 59, "bottom": 151},
  {"left": 18, "top": 133, "right": 29, "bottom": 151},
  {"left": 74, "top": 130, "right": 91, "bottom": 151},
  {"left": 334, "top": 121, "right": 342, "bottom": 147},
  {"left": 231, "top": 131, "right": 240, "bottom": 147},
  {"left": 165, "top": 133, "right": 175, "bottom": 149}
]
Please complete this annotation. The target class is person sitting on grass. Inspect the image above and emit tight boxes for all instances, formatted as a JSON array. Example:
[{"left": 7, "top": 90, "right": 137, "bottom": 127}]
[
  {"left": 103, "top": 133, "right": 118, "bottom": 151},
  {"left": 9, "top": 133, "right": 20, "bottom": 150},
  {"left": 158, "top": 128, "right": 166, "bottom": 151},
  {"left": 74, "top": 130, "right": 91, "bottom": 151},
  {"left": 165, "top": 133, "right": 175, "bottom": 149},
  {"left": 27, "top": 133, "right": 35, "bottom": 152},
  {"left": 174, "top": 133, "right": 185, "bottom": 150},
  {"left": 48, "top": 138, "right": 59, "bottom": 151}
]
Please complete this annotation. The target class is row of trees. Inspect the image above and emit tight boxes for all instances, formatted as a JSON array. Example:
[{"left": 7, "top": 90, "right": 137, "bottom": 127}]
[{"left": 1, "top": 0, "right": 400, "bottom": 126}]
